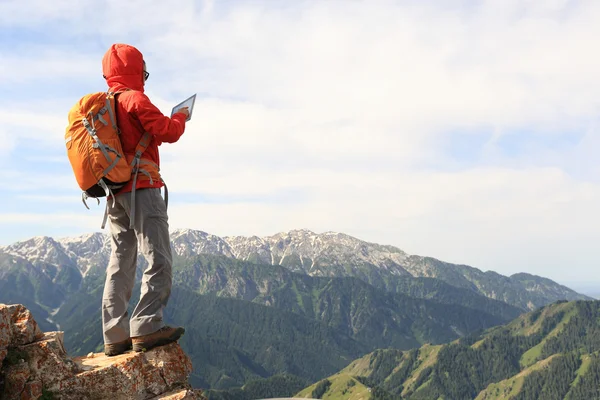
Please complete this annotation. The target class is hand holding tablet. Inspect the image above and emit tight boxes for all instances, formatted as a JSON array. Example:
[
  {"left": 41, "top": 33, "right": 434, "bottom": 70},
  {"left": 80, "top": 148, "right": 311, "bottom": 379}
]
[
  {"left": 171, "top": 94, "right": 196, "bottom": 122},
  {"left": 176, "top": 107, "right": 190, "bottom": 119}
]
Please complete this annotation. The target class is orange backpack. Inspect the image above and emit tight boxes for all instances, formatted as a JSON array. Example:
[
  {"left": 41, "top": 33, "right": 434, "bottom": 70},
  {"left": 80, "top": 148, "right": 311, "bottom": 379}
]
[{"left": 65, "top": 91, "right": 151, "bottom": 228}]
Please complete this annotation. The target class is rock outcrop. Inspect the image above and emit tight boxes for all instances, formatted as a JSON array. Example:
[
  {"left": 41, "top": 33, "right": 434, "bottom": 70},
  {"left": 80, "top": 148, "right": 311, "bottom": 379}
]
[{"left": 0, "top": 303, "right": 205, "bottom": 400}]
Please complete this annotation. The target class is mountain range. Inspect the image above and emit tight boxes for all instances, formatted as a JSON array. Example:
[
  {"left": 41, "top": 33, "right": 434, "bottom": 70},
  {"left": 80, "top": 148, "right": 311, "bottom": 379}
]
[
  {"left": 295, "top": 299, "right": 600, "bottom": 400},
  {"left": 0, "top": 228, "right": 592, "bottom": 391},
  {"left": 1, "top": 229, "right": 588, "bottom": 310}
]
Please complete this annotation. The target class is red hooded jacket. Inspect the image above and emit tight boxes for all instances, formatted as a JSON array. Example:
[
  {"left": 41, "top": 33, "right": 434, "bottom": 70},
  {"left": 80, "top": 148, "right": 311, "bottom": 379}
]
[{"left": 101, "top": 44, "right": 187, "bottom": 194}]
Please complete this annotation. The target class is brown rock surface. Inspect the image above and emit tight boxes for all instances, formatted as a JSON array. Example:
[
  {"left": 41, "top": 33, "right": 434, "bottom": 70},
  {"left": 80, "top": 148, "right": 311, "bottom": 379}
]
[
  {"left": 0, "top": 304, "right": 44, "bottom": 366},
  {"left": 152, "top": 388, "right": 204, "bottom": 399},
  {"left": 55, "top": 342, "right": 194, "bottom": 399},
  {"left": 0, "top": 303, "right": 199, "bottom": 400},
  {"left": 2, "top": 358, "right": 30, "bottom": 398},
  {"left": 21, "top": 379, "right": 43, "bottom": 400}
]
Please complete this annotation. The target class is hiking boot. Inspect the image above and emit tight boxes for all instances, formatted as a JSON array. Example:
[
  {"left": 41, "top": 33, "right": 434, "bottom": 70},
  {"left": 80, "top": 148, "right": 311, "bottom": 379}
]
[
  {"left": 132, "top": 326, "right": 185, "bottom": 352},
  {"left": 104, "top": 338, "right": 132, "bottom": 357}
]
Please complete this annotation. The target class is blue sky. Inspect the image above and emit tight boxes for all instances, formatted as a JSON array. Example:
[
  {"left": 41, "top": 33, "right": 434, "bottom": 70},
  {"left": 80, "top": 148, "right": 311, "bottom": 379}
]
[{"left": 0, "top": 0, "right": 599, "bottom": 294}]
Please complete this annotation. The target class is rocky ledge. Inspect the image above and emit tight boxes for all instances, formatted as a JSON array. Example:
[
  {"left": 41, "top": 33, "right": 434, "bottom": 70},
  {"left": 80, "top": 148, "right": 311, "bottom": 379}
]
[{"left": 0, "top": 303, "right": 206, "bottom": 400}]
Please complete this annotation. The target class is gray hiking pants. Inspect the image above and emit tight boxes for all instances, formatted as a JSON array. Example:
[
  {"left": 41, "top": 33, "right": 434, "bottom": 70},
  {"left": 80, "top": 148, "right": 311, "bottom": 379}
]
[{"left": 102, "top": 188, "right": 172, "bottom": 344}]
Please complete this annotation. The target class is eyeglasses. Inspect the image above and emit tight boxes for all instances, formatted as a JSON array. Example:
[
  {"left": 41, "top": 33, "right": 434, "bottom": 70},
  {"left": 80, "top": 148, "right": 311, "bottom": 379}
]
[{"left": 143, "top": 70, "right": 150, "bottom": 81}]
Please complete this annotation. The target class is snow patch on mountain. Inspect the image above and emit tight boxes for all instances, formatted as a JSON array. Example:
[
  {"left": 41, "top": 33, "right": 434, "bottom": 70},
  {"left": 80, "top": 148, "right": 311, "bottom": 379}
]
[{"left": 0, "top": 227, "right": 591, "bottom": 311}]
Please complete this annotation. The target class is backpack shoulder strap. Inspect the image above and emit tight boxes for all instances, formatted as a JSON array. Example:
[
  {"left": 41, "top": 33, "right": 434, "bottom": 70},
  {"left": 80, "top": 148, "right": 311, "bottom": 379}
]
[
  {"left": 131, "top": 132, "right": 152, "bottom": 166},
  {"left": 106, "top": 88, "right": 132, "bottom": 135},
  {"left": 105, "top": 92, "right": 119, "bottom": 134},
  {"left": 127, "top": 131, "right": 153, "bottom": 229}
]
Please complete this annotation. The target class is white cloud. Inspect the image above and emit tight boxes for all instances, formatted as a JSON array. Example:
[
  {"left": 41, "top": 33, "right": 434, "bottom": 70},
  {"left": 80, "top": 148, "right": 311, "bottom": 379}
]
[
  {"left": 0, "top": 51, "right": 98, "bottom": 85},
  {"left": 143, "top": 0, "right": 600, "bottom": 133},
  {"left": 0, "top": 128, "right": 17, "bottom": 155},
  {"left": 165, "top": 165, "right": 600, "bottom": 283},
  {"left": 0, "top": 110, "right": 70, "bottom": 143},
  {"left": 0, "top": 0, "right": 599, "bottom": 285},
  {"left": 0, "top": 212, "right": 98, "bottom": 225},
  {"left": 1, "top": 170, "right": 77, "bottom": 192}
]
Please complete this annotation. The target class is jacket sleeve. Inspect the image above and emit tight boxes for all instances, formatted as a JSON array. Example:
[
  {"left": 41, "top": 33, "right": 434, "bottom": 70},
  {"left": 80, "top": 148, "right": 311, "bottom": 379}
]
[{"left": 124, "top": 91, "right": 187, "bottom": 144}]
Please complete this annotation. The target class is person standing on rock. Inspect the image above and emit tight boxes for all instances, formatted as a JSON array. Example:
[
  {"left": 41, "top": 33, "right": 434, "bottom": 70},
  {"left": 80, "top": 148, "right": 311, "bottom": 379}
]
[{"left": 101, "top": 43, "right": 187, "bottom": 356}]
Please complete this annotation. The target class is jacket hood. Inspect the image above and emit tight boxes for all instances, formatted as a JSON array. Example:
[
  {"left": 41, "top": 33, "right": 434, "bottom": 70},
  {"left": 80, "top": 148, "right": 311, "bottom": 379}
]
[{"left": 102, "top": 44, "right": 145, "bottom": 92}]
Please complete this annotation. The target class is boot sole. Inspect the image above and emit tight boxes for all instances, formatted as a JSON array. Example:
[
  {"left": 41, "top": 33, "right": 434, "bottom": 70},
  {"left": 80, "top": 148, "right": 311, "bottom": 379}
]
[{"left": 132, "top": 327, "right": 185, "bottom": 353}]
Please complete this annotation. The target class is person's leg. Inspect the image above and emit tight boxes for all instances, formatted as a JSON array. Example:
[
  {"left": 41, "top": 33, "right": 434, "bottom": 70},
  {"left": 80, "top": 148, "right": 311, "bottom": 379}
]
[
  {"left": 127, "top": 188, "right": 184, "bottom": 351},
  {"left": 102, "top": 195, "right": 138, "bottom": 355}
]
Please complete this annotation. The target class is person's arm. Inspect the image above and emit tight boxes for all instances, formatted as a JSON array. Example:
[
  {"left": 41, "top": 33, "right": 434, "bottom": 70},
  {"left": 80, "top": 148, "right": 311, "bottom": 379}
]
[{"left": 122, "top": 91, "right": 187, "bottom": 143}]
